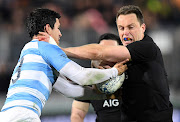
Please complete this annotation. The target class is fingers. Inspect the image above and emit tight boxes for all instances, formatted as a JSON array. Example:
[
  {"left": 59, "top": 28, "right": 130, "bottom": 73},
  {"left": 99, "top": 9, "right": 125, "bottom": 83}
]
[
  {"left": 125, "top": 64, "right": 128, "bottom": 70},
  {"left": 36, "top": 36, "right": 49, "bottom": 42},
  {"left": 103, "top": 65, "right": 111, "bottom": 69},
  {"left": 97, "top": 66, "right": 104, "bottom": 69},
  {"left": 36, "top": 36, "right": 46, "bottom": 40},
  {"left": 107, "top": 94, "right": 116, "bottom": 99},
  {"left": 113, "top": 60, "right": 128, "bottom": 75},
  {"left": 115, "top": 59, "right": 129, "bottom": 68},
  {"left": 39, "top": 32, "right": 49, "bottom": 36},
  {"left": 120, "top": 59, "right": 129, "bottom": 65},
  {"left": 36, "top": 32, "right": 50, "bottom": 42}
]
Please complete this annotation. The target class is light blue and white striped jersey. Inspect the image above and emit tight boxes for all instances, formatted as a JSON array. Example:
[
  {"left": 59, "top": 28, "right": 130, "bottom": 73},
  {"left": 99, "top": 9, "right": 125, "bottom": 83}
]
[{"left": 1, "top": 39, "right": 71, "bottom": 116}]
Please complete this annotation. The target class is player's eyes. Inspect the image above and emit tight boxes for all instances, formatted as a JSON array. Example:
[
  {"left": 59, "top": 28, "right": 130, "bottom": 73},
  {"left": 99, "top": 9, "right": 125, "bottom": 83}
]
[
  {"left": 119, "top": 27, "right": 124, "bottom": 30},
  {"left": 129, "top": 26, "right": 133, "bottom": 29}
]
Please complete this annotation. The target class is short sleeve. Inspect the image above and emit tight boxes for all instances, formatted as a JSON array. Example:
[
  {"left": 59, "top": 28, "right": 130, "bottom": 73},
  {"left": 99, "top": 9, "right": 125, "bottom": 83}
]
[
  {"left": 76, "top": 100, "right": 91, "bottom": 103},
  {"left": 126, "top": 36, "right": 157, "bottom": 62},
  {"left": 38, "top": 41, "right": 71, "bottom": 71}
]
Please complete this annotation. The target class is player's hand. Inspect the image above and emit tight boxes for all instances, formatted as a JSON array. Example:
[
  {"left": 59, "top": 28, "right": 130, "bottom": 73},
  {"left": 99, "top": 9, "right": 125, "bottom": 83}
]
[
  {"left": 113, "top": 59, "right": 129, "bottom": 75},
  {"left": 106, "top": 94, "right": 116, "bottom": 99},
  {"left": 35, "top": 32, "right": 50, "bottom": 42}
]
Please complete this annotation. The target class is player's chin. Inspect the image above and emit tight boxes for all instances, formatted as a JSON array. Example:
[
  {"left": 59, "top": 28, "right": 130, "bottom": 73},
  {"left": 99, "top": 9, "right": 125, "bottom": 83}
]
[{"left": 124, "top": 41, "right": 133, "bottom": 46}]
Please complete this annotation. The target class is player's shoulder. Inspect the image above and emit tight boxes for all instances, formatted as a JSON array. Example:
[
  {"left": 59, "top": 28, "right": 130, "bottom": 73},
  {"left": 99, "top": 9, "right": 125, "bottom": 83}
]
[{"left": 37, "top": 40, "right": 61, "bottom": 50}]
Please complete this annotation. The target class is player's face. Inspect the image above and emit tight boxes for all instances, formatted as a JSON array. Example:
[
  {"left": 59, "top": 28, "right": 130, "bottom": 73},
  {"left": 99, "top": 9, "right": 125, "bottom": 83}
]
[
  {"left": 116, "top": 13, "right": 146, "bottom": 46},
  {"left": 50, "top": 18, "right": 62, "bottom": 45}
]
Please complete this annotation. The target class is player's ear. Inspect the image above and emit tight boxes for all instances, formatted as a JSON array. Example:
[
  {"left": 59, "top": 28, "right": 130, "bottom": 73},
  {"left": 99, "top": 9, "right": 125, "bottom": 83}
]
[
  {"left": 141, "top": 23, "right": 146, "bottom": 33},
  {"left": 44, "top": 24, "right": 51, "bottom": 35}
]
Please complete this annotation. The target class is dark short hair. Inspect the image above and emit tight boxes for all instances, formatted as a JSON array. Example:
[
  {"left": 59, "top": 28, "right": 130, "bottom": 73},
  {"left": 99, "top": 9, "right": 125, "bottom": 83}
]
[
  {"left": 98, "top": 33, "right": 122, "bottom": 45},
  {"left": 26, "top": 8, "right": 61, "bottom": 38},
  {"left": 116, "top": 5, "right": 144, "bottom": 25}
]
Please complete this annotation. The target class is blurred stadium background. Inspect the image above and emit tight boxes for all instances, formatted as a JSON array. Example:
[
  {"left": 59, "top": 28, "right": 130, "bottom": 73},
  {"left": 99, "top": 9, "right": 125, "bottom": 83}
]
[{"left": 0, "top": 0, "right": 180, "bottom": 121}]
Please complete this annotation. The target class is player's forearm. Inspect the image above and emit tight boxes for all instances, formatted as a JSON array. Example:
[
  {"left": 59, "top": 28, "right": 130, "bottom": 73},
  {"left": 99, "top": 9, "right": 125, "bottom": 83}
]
[
  {"left": 60, "top": 61, "right": 118, "bottom": 86},
  {"left": 53, "top": 75, "right": 107, "bottom": 100},
  {"left": 63, "top": 44, "right": 131, "bottom": 62},
  {"left": 62, "top": 44, "right": 102, "bottom": 60}
]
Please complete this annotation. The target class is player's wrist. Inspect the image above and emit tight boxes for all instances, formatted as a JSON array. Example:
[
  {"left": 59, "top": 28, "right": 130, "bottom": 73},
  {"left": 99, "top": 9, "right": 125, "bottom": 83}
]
[{"left": 111, "top": 67, "right": 118, "bottom": 77}]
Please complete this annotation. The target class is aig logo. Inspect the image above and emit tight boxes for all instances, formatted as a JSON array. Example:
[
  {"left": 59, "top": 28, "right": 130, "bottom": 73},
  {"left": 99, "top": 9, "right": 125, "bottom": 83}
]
[{"left": 103, "top": 99, "right": 119, "bottom": 107}]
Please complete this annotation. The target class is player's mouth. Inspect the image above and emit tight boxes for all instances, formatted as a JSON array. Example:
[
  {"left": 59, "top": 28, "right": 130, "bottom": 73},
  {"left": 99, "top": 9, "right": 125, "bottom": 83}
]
[
  {"left": 123, "top": 37, "right": 133, "bottom": 46},
  {"left": 124, "top": 37, "right": 132, "bottom": 41}
]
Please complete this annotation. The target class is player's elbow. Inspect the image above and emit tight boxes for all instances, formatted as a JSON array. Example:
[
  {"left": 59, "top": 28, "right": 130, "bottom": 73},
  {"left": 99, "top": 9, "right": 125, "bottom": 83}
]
[
  {"left": 71, "top": 108, "right": 86, "bottom": 122},
  {"left": 71, "top": 114, "right": 84, "bottom": 122}
]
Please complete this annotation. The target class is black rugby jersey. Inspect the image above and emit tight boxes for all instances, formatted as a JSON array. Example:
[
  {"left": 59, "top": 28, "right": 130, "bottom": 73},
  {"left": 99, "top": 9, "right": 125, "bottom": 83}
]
[
  {"left": 122, "top": 34, "right": 173, "bottom": 122},
  {"left": 80, "top": 89, "right": 122, "bottom": 122}
]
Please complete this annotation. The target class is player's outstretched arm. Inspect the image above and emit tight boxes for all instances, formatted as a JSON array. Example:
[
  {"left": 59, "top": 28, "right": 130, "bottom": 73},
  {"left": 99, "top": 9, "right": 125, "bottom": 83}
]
[
  {"left": 62, "top": 44, "right": 130, "bottom": 62},
  {"left": 37, "top": 32, "right": 131, "bottom": 62},
  {"left": 59, "top": 59, "right": 128, "bottom": 86}
]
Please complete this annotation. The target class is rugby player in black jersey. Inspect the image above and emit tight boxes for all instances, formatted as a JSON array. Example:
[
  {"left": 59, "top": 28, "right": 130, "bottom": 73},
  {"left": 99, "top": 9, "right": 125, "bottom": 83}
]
[
  {"left": 71, "top": 33, "right": 123, "bottom": 122},
  {"left": 64, "top": 5, "right": 173, "bottom": 122}
]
